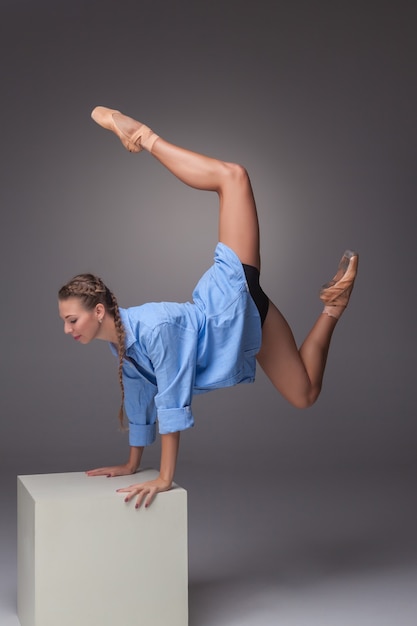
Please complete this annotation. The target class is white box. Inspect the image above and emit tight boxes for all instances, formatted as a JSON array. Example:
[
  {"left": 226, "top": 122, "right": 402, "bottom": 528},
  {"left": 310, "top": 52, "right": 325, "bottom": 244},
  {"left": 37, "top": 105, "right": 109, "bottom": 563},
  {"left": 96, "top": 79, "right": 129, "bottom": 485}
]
[{"left": 17, "top": 470, "right": 188, "bottom": 626}]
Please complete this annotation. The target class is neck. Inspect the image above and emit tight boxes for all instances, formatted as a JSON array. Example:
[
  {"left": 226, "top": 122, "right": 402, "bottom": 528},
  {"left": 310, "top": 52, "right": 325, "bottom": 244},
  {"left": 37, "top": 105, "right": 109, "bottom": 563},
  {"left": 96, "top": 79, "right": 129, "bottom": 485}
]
[{"left": 97, "top": 315, "right": 119, "bottom": 344}]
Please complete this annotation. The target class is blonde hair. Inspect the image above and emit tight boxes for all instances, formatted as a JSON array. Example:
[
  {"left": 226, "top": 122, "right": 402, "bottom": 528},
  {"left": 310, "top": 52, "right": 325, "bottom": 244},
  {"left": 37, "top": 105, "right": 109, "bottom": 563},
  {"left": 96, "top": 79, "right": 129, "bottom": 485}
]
[{"left": 58, "top": 273, "right": 126, "bottom": 426}]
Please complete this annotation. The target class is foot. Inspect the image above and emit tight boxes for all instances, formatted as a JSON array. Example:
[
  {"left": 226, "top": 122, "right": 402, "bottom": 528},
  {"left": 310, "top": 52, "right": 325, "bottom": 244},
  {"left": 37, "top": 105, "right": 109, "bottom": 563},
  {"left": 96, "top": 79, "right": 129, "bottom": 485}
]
[
  {"left": 91, "top": 106, "right": 159, "bottom": 153},
  {"left": 320, "top": 250, "right": 359, "bottom": 319}
]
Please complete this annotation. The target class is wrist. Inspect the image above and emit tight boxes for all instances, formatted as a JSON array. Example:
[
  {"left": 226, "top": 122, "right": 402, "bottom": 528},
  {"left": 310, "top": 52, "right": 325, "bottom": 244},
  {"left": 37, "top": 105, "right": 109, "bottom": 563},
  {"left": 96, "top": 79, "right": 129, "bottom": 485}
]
[
  {"left": 126, "top": 461, "right": 139, "bottom": 473},
  {"left": 128, "top": 446, "right": 143, "bottom": 473},
  {"left": 157, "top": 473, "right": 173, "bottom": 488}
]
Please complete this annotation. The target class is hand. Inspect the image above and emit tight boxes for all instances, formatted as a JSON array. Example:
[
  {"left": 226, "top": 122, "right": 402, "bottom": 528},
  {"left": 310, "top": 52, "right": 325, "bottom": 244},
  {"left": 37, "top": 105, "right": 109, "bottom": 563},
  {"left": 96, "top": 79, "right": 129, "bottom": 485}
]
[
  {"left": 86, "top": 464, "right": 137, "bottom": 478},
  {"left": 116, "top": 476, "right": 172, "bottom": 509}
]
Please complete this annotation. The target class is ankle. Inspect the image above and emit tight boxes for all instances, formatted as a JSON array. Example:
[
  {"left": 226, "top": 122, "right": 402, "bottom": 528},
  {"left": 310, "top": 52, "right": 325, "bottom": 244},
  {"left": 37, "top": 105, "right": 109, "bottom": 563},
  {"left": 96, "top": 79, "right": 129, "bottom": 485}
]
[
  {"left": 140, "top": 127, "right": 159, "bottom": 153},
  {"left": 322, "top": 305, "right": 343, "bottom": 320},
  {"left": 112, "top": 112, "right": 159, "bottom": 153}
]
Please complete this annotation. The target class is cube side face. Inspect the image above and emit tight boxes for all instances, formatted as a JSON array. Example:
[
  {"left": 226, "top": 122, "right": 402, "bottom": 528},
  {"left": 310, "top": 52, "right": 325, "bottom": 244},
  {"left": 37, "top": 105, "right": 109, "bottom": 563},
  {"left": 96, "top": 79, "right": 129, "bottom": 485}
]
[
  {"left": 137, "top": 489, "right": 188, "bottom": 626},
  {"left": 19, "top": 474, "right": 188, "bottom": 626},
  {"left": 17, "top": 478, "right": 35, "bottom": 626}
]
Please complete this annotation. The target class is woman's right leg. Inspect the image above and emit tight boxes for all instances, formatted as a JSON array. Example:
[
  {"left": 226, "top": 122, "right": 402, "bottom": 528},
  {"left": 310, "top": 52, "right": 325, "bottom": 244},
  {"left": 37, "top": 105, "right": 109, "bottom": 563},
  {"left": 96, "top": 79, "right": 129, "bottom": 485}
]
[
  {"left": 256, "top": 249, "right": 358, "bottom": 407},
  {"left": 257, "top": 301, "right": 338, "bottom": 408}
]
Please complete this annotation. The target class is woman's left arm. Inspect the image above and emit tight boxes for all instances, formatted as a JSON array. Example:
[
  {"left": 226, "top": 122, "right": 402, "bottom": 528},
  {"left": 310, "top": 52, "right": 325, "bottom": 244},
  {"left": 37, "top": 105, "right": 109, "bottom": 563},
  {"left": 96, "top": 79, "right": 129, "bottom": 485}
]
[{"left": 116, "top": 431, "right": 180, "bottom": 508}]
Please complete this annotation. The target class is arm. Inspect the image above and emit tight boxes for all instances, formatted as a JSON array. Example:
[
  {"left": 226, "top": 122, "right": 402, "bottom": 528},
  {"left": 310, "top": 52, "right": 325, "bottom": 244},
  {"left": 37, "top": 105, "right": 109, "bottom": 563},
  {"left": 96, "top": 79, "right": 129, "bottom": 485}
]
[
  {"left": 86, "top": 445, "right": 144, "bottom": 477},
  {"left": 116, "top": 431, "right": 180, "bottom": 508},
  {"left": 159, "top": 431, "right": 180, "bottom": 485}
]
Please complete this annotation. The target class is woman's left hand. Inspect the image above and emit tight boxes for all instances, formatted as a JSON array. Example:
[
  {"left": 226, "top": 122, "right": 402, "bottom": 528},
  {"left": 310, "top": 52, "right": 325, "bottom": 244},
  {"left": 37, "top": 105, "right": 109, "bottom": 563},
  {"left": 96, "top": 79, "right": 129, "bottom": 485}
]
[{"left": 116, "top": 476, "right": 172, "bottom": 509}]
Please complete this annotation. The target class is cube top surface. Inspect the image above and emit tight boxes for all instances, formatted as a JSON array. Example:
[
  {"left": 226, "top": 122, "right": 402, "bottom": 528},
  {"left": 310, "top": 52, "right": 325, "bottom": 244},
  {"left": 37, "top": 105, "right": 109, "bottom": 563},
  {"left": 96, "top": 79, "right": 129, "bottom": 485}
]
[{"left": 17, "top": 470, "right": 184, "bottom": 501}]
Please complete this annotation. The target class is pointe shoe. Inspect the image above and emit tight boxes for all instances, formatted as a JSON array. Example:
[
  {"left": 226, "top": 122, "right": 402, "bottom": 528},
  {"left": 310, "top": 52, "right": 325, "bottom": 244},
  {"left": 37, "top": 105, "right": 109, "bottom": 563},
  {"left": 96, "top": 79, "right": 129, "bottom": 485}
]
[
  {"left": 91, "top": 106, "right": 159, "bottom": 153},
  {"left": 320, "top": 250, "right": 359, "bottom": 318}
]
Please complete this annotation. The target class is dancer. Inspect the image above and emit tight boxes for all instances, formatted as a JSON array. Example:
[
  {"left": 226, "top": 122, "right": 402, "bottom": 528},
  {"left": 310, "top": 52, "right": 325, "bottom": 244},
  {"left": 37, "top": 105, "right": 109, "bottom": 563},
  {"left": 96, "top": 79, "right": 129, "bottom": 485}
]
[{"left": 58, "top": 106, "right": 358, "bottom": 508}]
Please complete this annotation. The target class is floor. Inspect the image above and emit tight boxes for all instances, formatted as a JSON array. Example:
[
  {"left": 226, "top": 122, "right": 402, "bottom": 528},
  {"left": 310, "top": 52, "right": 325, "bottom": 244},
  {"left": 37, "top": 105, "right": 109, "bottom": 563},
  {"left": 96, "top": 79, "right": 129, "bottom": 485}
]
[{"left": 1, "top": 465, "right": 416, "bottom": 626}]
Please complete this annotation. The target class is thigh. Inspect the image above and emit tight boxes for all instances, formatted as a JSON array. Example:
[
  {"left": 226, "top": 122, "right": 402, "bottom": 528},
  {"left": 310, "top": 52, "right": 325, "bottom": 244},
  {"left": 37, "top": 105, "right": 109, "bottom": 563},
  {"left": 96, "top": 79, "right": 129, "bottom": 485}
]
[
  {"left": 218, "top": 163, "right": 261, "bottom": 270},
  {"left": 257, "top": 301, "right": 311, "bottom": 406}
]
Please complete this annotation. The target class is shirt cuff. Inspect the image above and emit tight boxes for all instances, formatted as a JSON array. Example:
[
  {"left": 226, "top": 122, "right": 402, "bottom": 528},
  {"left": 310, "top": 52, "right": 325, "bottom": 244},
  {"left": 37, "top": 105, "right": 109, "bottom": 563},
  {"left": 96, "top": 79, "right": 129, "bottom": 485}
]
[
  {"left": 157, "top": 406, "right": 194, "bottom": 434},
  {"left": 128, "top": 422, "right": 157, "bottom": 447}
]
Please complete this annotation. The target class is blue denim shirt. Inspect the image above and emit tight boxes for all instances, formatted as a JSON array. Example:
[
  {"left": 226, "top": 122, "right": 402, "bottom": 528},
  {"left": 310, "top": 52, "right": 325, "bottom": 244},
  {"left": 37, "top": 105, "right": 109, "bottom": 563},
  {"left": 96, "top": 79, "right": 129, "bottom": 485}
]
[{"left": 109, "top": 243, "right": 262, "bottom": 446}]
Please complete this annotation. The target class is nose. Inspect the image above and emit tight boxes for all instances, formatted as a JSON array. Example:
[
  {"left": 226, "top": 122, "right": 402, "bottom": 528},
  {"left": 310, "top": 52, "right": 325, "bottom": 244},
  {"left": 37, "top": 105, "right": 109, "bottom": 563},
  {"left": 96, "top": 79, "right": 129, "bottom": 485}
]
[{"left": 64, "top": 322, "right": 73, "bottom": 335}]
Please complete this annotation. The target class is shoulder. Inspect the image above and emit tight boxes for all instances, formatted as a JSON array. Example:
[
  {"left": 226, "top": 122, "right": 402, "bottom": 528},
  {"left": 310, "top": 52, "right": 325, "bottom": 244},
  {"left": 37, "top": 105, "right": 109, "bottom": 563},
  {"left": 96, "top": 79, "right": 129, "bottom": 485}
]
[
  {"left": 121, "top": 302, "right": 192, "bottom": 337},
  {"left": 122, "top": 303, "right": 172, "bottom": 329},
  {"left": 120, "top": 305, "right": 160, "bottom": 340},
  {"left": 122, "top": 302, "right": 200, "bottom": 347}
]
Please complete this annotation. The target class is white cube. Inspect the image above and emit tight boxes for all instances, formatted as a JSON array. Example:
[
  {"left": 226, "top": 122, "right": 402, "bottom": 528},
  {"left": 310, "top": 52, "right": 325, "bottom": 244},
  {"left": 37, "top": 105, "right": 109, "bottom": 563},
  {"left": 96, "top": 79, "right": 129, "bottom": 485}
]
[{"left": 17, "top": 470, "right": 188, "bottom": 626}]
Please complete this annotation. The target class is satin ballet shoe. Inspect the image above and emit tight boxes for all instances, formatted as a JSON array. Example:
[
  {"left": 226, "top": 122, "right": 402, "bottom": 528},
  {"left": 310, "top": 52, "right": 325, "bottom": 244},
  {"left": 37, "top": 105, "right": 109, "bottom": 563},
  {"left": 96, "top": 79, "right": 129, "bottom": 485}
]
[
  {"left": 91, "top": 106, "right": 159, "bottom": 153},
  {"left": 320, "top": 250, "right": 359, "bottom": 319}
]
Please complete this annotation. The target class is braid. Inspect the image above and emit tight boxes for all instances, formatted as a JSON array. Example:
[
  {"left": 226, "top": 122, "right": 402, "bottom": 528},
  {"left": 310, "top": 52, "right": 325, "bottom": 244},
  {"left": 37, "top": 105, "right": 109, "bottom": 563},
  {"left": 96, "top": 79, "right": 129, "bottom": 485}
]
[
  {"left": 109, "top": 291, "right": 127, "bottom": 428},
  {"left": 58, "top": 273, "right": 108, "bottom": 307},
  {"left": 59, "top": 273, "right": 127, "bottom": 429}
]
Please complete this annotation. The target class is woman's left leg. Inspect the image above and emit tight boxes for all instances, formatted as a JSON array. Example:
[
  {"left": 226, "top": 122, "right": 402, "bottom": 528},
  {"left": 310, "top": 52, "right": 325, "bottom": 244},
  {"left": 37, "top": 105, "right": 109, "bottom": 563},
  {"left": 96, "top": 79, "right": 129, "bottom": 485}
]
[{"left": 91, "top": 106, "right": 260, "bottom": 267}]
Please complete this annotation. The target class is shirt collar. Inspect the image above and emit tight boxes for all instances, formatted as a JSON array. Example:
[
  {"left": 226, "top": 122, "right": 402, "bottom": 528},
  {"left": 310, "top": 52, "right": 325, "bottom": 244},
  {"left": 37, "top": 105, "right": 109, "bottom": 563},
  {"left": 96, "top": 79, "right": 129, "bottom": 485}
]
[{"left": 119, "top": 308, "right": 136, "bottom": 350}]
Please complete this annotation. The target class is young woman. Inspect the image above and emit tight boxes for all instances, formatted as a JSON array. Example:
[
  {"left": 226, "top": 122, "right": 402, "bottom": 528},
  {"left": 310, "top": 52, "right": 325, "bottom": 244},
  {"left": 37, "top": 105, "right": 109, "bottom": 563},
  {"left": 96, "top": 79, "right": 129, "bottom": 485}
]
[{"left": 58, "top": 106, "right": 358, "bottom": 508}]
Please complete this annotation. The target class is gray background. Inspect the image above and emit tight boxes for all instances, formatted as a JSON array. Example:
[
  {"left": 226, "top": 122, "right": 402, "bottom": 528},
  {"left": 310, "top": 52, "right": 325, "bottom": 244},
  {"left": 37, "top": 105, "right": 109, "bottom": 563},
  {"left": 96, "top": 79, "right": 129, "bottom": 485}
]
[{"left": 1, "top": 1, "right": 416, "bottom": 624}]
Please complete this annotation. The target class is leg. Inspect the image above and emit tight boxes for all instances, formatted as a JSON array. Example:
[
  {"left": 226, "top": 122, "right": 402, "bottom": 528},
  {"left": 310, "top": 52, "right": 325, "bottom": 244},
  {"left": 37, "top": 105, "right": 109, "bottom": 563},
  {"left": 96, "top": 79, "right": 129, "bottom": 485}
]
[
  {"left": 91, "top": 105, "right": 260, "bottom": 267},
  {"left": 151, "top": 141, "right": 261, "bottom": 268},
  {"left": 91, "top": 107, "right": 358, "bottom": 408},
  {"left": 150, "top": 130, "right": 359, "bottom": 407},
  {"left": 257, "top": 251, "right": 358, "bottom": 408},
  {"left": 257, "top": 303, "right": 338, "bottom": 408},
  {"left": 151, "top": 126, "right": 356, "bottom": 406}
]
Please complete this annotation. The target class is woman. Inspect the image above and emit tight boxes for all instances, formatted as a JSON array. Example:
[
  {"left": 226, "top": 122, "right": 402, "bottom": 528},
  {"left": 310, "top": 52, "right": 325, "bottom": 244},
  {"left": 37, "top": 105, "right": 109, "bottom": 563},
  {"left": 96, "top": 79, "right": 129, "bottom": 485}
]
[{"left": 58, "top": 106, "right": 358, "bottom": 508}]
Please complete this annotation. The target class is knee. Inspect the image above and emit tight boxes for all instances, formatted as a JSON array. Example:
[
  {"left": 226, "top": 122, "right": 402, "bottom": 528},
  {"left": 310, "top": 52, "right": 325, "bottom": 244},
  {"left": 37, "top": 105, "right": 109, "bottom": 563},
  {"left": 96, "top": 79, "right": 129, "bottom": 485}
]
[
  {"left": 221, "top": 161, "right": 250, "bottom": 186},
  {"left": 290, "top": 387, "right": 321, "bottom": 409},
  {"left": 291, "top": 397, "right": 314, "bottom": 410}
]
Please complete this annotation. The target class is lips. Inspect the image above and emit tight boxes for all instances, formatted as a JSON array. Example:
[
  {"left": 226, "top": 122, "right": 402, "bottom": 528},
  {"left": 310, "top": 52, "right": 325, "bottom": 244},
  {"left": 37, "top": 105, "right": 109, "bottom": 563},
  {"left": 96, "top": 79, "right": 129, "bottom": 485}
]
[{"left": 73, "top": 335, "right": 81, "bottom": 341}]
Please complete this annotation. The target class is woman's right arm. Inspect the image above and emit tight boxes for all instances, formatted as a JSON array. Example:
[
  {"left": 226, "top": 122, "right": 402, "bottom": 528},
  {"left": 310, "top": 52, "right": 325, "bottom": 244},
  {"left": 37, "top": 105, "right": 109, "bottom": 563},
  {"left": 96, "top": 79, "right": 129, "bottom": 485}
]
[{"left": 86, "top": 445, "right": 144, "bottom": 477}]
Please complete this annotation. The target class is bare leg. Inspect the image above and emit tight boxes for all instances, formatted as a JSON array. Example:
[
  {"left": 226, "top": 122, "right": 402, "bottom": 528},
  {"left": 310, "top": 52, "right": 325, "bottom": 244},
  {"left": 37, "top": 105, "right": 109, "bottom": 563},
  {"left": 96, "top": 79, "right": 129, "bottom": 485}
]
[
  {"left": 151, "top": 139, "right": 261, "bottom": 268},
  {"left": 256, "top": 303, "right": 338, "bottom": 408},
  {"left": 150, "top": 137, "right": 349, "bottom": 408},
  {"left": 92, "top": 107, "right": 357, "bottom": 408},
  {"left": 91, "top": 105, "right": 260, "bottom": 266}
]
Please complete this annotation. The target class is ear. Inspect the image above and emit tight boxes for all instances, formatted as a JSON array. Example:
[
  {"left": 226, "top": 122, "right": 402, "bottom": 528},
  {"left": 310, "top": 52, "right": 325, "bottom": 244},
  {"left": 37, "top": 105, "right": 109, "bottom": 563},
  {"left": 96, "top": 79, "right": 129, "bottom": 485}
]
[{"left": 95, "top": 303, "right": 105, "bottom": 319}]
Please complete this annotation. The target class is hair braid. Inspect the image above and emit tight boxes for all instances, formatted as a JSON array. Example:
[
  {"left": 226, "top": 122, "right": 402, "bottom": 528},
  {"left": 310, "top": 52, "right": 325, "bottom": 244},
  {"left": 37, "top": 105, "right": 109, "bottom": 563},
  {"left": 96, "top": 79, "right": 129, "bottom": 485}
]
[
  {"left": 108, "top": 290, "right": 127, "bottom": 427},
  {"left": 58, "top": 273, "right": 127, "bottom": 428}
]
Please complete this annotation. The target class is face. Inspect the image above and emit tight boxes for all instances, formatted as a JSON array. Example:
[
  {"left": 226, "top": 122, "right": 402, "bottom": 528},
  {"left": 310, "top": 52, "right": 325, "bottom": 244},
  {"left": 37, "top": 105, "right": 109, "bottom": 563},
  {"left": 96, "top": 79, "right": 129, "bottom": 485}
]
[{"left": 58, "top": 297, "right": 103, "bottom": 345}]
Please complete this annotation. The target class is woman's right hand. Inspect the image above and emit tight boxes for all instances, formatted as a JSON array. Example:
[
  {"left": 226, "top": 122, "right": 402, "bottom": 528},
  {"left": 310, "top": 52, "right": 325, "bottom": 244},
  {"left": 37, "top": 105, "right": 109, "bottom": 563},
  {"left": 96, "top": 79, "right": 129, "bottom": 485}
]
[
  {"left": 86, "top": 447, "right": 143, "bottom": 478},
  {"left": 86, "top": 464, "right": 137, "bottom": 478}
]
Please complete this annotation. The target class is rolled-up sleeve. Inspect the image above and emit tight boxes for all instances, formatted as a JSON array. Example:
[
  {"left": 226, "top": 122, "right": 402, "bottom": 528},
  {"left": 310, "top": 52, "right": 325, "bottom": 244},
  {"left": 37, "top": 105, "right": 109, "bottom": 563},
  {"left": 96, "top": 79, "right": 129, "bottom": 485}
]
[
  {"left": 156, "top": 406, "right": 194, "bottom": 434},
  {"left": 147, "top": 322, "right": 198, "bottom": 434},
  {"left": 122, "top": 360, "right": 158, "bottom": 446},
  {"left": 128, "top": 421, "right": 157, "bottom": 446}
]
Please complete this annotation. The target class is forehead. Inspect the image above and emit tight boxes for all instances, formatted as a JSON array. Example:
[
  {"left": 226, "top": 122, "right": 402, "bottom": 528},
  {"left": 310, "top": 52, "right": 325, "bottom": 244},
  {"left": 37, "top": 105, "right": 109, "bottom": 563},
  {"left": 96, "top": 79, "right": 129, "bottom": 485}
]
[{"left": 58, "top": 297, "right": 89, "bottom": 319}]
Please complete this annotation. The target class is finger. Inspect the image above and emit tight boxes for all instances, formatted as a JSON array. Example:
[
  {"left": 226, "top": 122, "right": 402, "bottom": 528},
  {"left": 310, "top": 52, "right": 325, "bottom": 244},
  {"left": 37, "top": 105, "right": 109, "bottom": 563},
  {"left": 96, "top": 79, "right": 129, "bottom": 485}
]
[
  {"left": 120, "top": 486, "right": 144, "bottom": 504},
  {"left": 125, "top": 490, "right": 138, "bottom": 503},
  {"left": 86, "top": 468, "right": 109, "bottom": 476},
  {"left": 144, "top": 489, "right": 157, "bottom": 508},
  {"left": 116, "top": 484, "right": 137, "bottom": 493},
  {"left": 134, "top": 489, "right": 149, "bottom": 509},
  {"left": 106, "top": 470, "right": 120, "bottom": 477}
]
